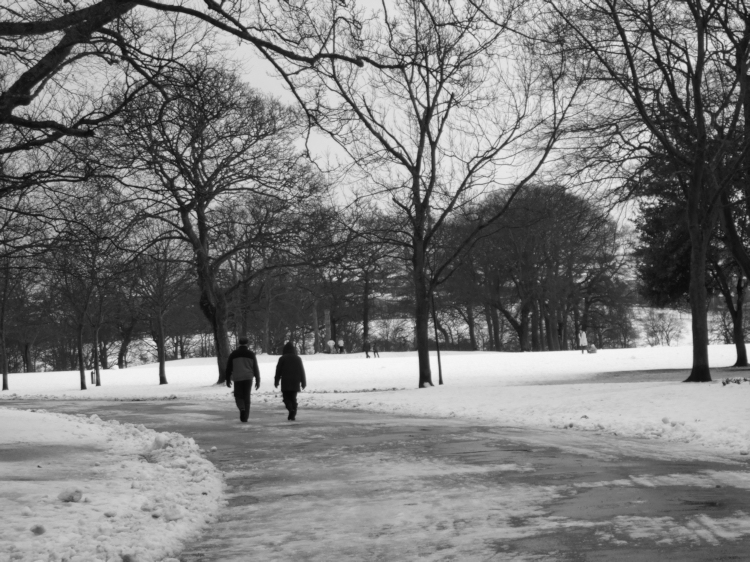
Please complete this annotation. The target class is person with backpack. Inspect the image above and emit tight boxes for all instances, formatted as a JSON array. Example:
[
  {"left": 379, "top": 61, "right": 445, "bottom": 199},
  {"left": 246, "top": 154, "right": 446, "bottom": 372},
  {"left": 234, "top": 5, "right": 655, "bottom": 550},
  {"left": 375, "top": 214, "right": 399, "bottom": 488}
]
[
  {"left": 225, "top": 336, "right": 260, "bottom": 422},
  {"left": 275, "top": 342, "right": 307, "bottom": 421}
]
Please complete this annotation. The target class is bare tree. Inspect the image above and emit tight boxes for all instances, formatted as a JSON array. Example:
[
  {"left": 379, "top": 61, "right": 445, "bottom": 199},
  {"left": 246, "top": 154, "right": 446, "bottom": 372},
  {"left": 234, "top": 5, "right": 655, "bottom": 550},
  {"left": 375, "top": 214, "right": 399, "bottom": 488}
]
[
  {"left": 113, "top": 61, "right": 327, "bottom": 383},
  {"left": 46, "top": 180, "right": 132, "bottom": 388},
  {"left": 0, "top": 0, "right": 378, "bottom": 154},
  {"left": 263, "top": 0, "right": 581, "bottom": 386},
  {"left": 133, "top": 227, "right": 194, "bottom": 384},
  {"left": 544, "top": 0, "right": 750, "bottom": 381},
  {"left": 644, "top": 309, "right": 684, "bottom": 347}
]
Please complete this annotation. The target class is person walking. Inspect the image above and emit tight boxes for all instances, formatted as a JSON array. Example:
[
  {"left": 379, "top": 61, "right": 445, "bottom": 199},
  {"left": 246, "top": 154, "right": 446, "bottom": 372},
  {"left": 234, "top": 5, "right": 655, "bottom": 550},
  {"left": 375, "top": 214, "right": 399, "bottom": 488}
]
[
  {"left": 225, "top": 336, "right": 260, "bottom": 422},
  {"left": 372, "top": 343, "right": 380, "bottom": 358},
  {"left": 363, "top": 339, "right": 371, "bottom": 358},
  {"left": 274, "top": 341, "right": 306, "bottom": 421},
  {"left": 578, "top": 330, "right": 588, "bottom": 354},
  {"left": 337, "top": 338, "right": 345, "bottom": 354}
]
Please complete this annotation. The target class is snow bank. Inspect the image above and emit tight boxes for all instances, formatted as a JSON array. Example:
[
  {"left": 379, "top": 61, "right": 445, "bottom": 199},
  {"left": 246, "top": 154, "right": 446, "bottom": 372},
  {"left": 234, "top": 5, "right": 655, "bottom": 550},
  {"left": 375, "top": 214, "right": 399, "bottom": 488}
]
[{"left": 0, "top": 408, "right": 223, "bottom": 562}]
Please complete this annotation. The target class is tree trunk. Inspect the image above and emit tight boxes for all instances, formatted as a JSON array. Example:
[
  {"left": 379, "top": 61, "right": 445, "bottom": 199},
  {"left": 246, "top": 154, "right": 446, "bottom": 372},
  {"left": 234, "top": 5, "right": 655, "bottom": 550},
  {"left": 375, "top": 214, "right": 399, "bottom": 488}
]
[
  {"left": 197, "top": 281, "right": 231, "bottom": 384},
  {"left": 484, "top": 303, "right": 494, "bottom": 350},
  {"left": 263, "top": 311, "right": 270, "bottom": 354},
  {"left": 93, "top": 327, "right": 101, "bottom": 386},
  {"left": 547, "top": 303, "right": 561, "bottom": 351},
  {"left": 497, "top": 312, "right": 506, "bottom": 350},
  {"left": 22, "top": 342, "right": 33, "bottom": 373},
  {"left": 157, "top": 314, "right": 168, "bottom": 385},
  {"left": 262, "top": 281, "right": 271, "bottom": 354},
  {"left": 117, "top": 325, "right": 133, "bottom": 369},
  {"left": 733, "top": 277, "right": 747, "bottom": 367},
  {"left": 413, "top": 244, "right": 433, "bottom": 387},
  {"left": 312, "top": 300, "right": 320, "bottom": 353},
  {"left": 531, "top": 301, "right": 540, "bottom": 351},
  {"left": 540, "top": 301, "right": 547, "bottom": 350},
  {"left": 98, "top": 341, "right": 109, "bottom": 370},
  {"left": 519, "top": 303, "right": 530, "bottom": 351},
  {"left": 560, "top": 307, "right": 569, "bottom": 351},
  {"left": 490, "top": 306, "right": 501, "bottom": 350},
  {"left": 1, "top": 267, "right": 9, "bottom": 390},
  {"left": 466, "top": 304, "right": 477, "bottom": 350},
  {"left": 1, "top": 328, "right": 7, "bottom": 392},
  {"left": 684, "top": 221, "right": 712, "bottom": 382},
  {"left": 362, "top": 271, "right": 370, "bottom": 343},
  {"left": 324, "top": 308, "right": 331, "bottom": 342},
  {"left": 431, "top": 293, "right": 443, "bottom": 385},
  {"left": 415, "top": 293, "right": 433, "bottom": 387},
  {"left": 77, "top": 324, "right": 87, "bottom": 390},
  {"left": 240, "top": 279, "right": 250, "bottom": 337}
]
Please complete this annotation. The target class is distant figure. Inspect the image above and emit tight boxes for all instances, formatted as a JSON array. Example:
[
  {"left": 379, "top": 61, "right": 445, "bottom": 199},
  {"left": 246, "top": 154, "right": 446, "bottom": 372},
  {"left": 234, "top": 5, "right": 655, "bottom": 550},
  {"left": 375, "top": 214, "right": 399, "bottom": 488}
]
[
  {"left": 337, "top": 339, "right": 344, "bottom": 354},
  {"left": 90, "top": 370, "right": 95, "bottom": 384},
  {"left": 275, "top": 342, "right": 306, "bottom": 421},
  {"left": 578, "top": 330, "right": 588, "bottom": 354},
  {"left": 373, "top": 343, "right": 380, "bottom": 358},
  {"left": 363, "top": 339, "right": 371, "bottom": 358},
  {"left": 225, "top": 336, "right": 260, "bottom": 422},
  {"left": 326, "top": 339, "right": 336, "bottom": 354}
]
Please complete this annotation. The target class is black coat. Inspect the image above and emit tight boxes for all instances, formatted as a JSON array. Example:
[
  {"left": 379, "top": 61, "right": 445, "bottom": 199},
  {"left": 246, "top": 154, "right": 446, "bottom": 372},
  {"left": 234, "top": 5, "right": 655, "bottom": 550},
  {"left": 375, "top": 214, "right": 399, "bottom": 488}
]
[{"left": 275, "top": 344, "right": 307, "bottom": 392}]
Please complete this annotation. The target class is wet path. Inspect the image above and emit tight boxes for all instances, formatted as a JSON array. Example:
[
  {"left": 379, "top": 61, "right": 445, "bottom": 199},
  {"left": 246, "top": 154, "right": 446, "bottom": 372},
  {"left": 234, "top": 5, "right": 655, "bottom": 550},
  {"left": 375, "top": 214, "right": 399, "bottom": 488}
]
[{"left": 6, "top": 400, "right": 750, "bottom": 561}]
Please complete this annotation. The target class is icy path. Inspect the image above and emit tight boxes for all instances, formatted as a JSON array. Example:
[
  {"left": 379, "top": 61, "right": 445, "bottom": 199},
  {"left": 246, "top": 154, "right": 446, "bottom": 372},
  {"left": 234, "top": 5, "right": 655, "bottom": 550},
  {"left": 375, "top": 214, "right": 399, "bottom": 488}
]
[
  {"left": 7, "top": 400, "right": 750, "bottom": 561},
  {"left": 0, "top": 408, "right": 223, "bottom": 562}
]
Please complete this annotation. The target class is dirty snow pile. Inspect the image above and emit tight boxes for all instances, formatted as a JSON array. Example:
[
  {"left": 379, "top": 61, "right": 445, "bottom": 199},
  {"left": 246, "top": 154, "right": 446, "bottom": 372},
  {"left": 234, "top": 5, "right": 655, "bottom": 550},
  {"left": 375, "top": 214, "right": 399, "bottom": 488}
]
[{"left": 0, "top": 408, "right": 223, "bottom": 562}]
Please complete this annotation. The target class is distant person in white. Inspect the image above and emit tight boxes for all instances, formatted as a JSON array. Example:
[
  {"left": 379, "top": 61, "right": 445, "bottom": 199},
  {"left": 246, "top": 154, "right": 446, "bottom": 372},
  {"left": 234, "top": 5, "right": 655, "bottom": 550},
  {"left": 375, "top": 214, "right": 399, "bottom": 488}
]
[{"left": 578, "top": 330, "right": 588, "bottom": 354}]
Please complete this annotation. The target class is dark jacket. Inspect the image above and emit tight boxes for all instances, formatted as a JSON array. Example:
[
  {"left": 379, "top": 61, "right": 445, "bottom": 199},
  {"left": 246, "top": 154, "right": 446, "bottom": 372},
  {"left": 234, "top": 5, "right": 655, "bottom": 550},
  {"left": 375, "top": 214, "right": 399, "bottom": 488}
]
[
  {"left": 226, "top": 346, "right": 260, "bottom": 384},
  {"left": 363, "top": 341, "right": 371, "bottom": 352},
  {"left": 274, "top": 342, "right": 306, "bottom": 392}
]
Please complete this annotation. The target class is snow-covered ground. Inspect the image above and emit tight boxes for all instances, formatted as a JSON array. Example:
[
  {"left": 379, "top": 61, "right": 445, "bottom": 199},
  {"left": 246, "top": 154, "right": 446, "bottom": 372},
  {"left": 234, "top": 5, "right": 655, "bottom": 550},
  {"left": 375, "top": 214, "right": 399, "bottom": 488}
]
[
  {"left": 2, "top": 344, "right": 750, "bottom": 560},
  {"left": 2, "top": 344, "right": 749, "bottom": 459},
  {"left": 0, "top": 408, "right": 223, "bottom": 562}
]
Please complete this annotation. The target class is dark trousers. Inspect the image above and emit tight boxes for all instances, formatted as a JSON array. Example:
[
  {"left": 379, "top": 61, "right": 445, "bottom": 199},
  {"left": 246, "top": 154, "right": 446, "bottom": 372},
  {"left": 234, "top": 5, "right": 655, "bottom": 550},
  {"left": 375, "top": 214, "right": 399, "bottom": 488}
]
[
  {"left": 233, "top": 380, "right": 252, "bottom": 418},
  {"left": 282, "top": 391, "right": 298, "bottom": 417},
  {"left": 365, "top": 351, "right": 370, "bottom": 358}
]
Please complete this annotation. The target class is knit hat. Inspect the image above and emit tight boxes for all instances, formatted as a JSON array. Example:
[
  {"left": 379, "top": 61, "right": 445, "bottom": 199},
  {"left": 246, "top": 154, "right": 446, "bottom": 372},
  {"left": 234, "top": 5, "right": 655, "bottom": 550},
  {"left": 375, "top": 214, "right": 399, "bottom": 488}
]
[{"left": 238, "top": 336, "right": 249, "bottom": 346}]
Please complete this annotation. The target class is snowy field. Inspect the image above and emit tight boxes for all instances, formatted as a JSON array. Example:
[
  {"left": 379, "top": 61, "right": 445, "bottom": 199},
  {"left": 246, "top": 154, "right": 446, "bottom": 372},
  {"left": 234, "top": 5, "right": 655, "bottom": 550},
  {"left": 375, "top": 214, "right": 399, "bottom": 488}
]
[
  {"left": 0, "top": 408, "right": 223, "bottom": 562},
  {"left": 2, "top": 344, "right": 750, "bottom": 560},
  {"left": 2, "top": 344, "right": 749, "bottom": 459}
]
